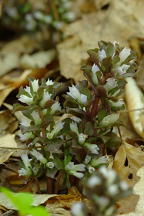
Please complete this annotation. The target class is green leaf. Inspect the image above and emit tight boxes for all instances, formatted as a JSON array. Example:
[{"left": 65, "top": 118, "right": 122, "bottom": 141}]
[{"left": 99, "top": 113, "right": 119, "bottom": 127}]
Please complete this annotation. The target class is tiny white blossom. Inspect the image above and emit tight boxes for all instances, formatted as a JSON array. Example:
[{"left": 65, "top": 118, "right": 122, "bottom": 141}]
[
  {"left": 31, "top": 79, "right": 39, "bottom": 92},
  {"left": 67, "top": 85, "right": 87, "bottom": 105},
  {"left": 117, "top": 64, "right": 130, "bottom": 75},
  {"left": 47, "top": 161, "right": 55, "bottom": 169},
  {"left": 98, "top": 49, "right": 107, "bottom": 61},
  {"left": 109, "top": 99, "right": 124, "bottom": 108},
  {"left": 87, "top": 175, "right": 101, "bottom": 187},
  {"left": 70, "top": 116, "right": 81, "bottom": 123},
  {"left": 47, "top": 121, "right": 64, "bottom": 139},
  {"left": 46, "top": 79, "right": 54, "bottom": 86},
  {"left": 21, "top": 153, "right": 31, "bottom": 169},
  {"left": 18, "top": 113, "right": 31, "bottom": 127},
  {"left": 50, "top": 101, "right": 61, "bottom": 114},
  {"left": 31, "top": 111, "right": 42, "bottom": 125},
  {"left": 66, "top": 162, "right": 85, "bottom": 179},
  {"left": 119, "top": 47, "right": 131, "bottom": 62},
  {"left": 85, "top": 143, "right": 99, "bottom": 154},
  {"left": 31, "top": 149, "right": 47, "bottom": 164},
  {"left": 97, "top": 197, "right": 109, "bottom": 207},
  {"left": 19, "top": 168, "right": 30, "bottom": 176},
  {"left": 105, "top": 78, "right": 117, "bottom": 90},
  {"left": 94, "top": 156, "right": 108, "bottom": 166},
  {"left": 78, "top": 133, "right": 87, "bottom": 144},
  {"left": 40, "top": 90, "right": 52, "bottom": 107},
  {"left": 92, "top": 63, "right": 100, "bottom": 74},
  {"left": 99, "top": 167, "right": 116, "bottom": 184},
  {"left": 108, "top": 184, "right": 119, "bottom": 195},
  {"left": 71, "top": 202, "right": 84, "bottom": 216},
  {"left": 19, "top": 132, "right": 34, "bottom": 141},
  {"left": 25, "top": 86, "right": 31, "bottom": 95},
  {"left": 91, "top": 63, "right": 100, "bottom": 84},
  {"left": 120, "top": 181, "right": 128, "bottom": 191},
  {"left": 19, "top": 95, "right": 33, "bottom": 105},
  {"left": 88, "top": 166, "right": 95, "bottom": 174},
  {"left": 70, "top": 122, "right": 79, "bottom": 134}
]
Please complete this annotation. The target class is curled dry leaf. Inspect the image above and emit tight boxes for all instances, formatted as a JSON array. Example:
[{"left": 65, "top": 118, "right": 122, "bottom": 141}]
[
  {"left": 125, "top": 77, "right": 144, "bottom": 138},
  {"left": 0, "top": 134, "right": 17, "bottom": 164},
  {"left": 113, "top": 142, "right": 144, "bottom": 186}
]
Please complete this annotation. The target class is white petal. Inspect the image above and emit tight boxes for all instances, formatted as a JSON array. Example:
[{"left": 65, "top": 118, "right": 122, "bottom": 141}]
[
  {"left": 119, "top": 47, "right": 131, "bottom": 62},
  {"left": 19, "top": 95, "right": 33, "bottom": 105},
  {"left": 31, "top": 79, "right": 39, "bottom": 92},
  {"left": 46, "top": 79, "right": 54, "bottom": 86},
  {"left": 92, "top": 63, "right": 99, "bottom": 74},
  {"left": 98, "top": 49, "right": 106, "bottom": 61}
]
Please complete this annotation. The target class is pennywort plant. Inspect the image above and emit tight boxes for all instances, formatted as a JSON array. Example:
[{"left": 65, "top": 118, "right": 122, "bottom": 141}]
[
  {"left": 14, "top": 41, "right": 136, "bottom": 189},
  {"left": 71, "top": 166, "right": 131, "bottom": 216}
]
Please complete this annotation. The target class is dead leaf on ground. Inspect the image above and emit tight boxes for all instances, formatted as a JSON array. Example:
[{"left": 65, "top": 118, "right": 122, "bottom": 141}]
[
  {"left": 113, "top": 142, "right": 144, "bottom": 186},
  {"left": 117, "top": 166, "right": 144, "bottom": 216},
  {"left": 0, "top": 134, "right": 17, "bottom": 164},
  {"left": 58, "top": 0, "right": 144, "bottom": 82},
  {"left": 125, "top": 77, "right": 144, "bottom": 139}
]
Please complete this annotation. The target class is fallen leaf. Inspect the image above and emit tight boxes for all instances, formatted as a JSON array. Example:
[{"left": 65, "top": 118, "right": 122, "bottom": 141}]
[
  {"left": 117, "top": 166, "right": 144, "bottom": 216},
  {"left": 0, "top": 134, "right": 17, "bottom": 164},
  {"left": 58, "top": 0, "right": 144, "bottom": 81},
  {"left": 125, "top": 77, "right": 144, "bottom": 138},
  {"left": 113, "top": 142, "right": 144, "bottom": 186},
  {"left": 20, "top": 50, "right": 56, "bottom": 69}
]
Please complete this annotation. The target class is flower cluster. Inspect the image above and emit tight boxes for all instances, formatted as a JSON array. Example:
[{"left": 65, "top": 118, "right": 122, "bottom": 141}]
[
  {"left": 0, "top": 0, "right": 75, "bottom": 32},
  {"left": 14, "top": 41, "right": 136, "bottom": 190},
  {"left": 71, "top": 166, "right": 131, "bottom": 216}
]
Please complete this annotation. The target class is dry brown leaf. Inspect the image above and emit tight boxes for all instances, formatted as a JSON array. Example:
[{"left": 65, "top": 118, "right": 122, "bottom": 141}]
[
  {"left": 125, "top": 77, "right": 144, "bottom": 138},
  {"left": 117, "top": 166, "right": 144, "bottom": 216},
  {"left": 113, "top": 142, "right": 144, "bottom": 186},
  {"left": 0, "top": 110, "right": 18, "bottom": 135},
  {"left": 46, "top": 187, "right": 82, "bottom": 215},
  {"left": 0, "top": 35, "right": 44, "bottom": 77},
  {"left": 0, "top": 134, "right": 17, "bottom": 164},
  {"left": 58, "top": 0, "right": 144, "bottom": 82},
  {"left": 20, "top": 50, "right": 56, "bottom": 69}
]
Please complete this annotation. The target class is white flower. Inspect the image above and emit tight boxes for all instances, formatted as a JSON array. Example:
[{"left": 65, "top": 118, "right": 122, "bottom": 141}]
[
  {"left": 78, "top": 133, "right": 87, "bottom": 144},
  {"left": 117, "top": 64, "right": 130, "bottom": 75},
  {"left": 108, "top": 184, "right": 119, "bottom": 195},
  {"left": 40, "top": 90, "right": 52, "bottom": 107},
  {"left": 31, "top": 111, "right": 42, "bottom": 125},
  {"left": 105, "top": 78, "right": 117, "bottom": 90},
  {"left": 91, "top": 63, "right": 99, "bottom": 84},
  {"left": 17, "top": 112, "right": 31, "bottom": 127},
  {"left": 88, "top": 166, "right": 95, "bottom": 174},
  {"left": 109, "top": 99, "right": 124, "bottom": 108},
  {"left": 21, "top": 153, "right": 32, "bottom": 169},
  {"left": 46, "top": 79, "right": 54, "bottom": 86},
  {"left": 70, "top": 122, "right": 79, "bottom": 134},
  {"left": 19, "top": 154, "right": 32, "bottom": 176},
  {"left": 47, "top": 161, "right": 55, "bottom": 169},
  {"left": 47, "top": 121, "right": 64, "bottom": 139},
  {"left": 31, "top": 150, "right": 47, "bottom": 164},
  {"left": 92, "top": 63, "right": 100, "bottom": 74},
  {"left": 25, "top": 86, "right": 31, "bottom": 95},
  {"left": 85, "top": 143, "right": 99, "bottom": 154},
  {"left": 120, "top": 181, "right": 128, "bottom": 191},
  {"left": 71, "top": 202, "right": 84, "bottom": 216},
  {"left": 19, "top": 168, "right": 30, "bottom": 176},
  {"left": 66, "top": 162, "right": 85, "bottom": 179},
  {"left": 31, "top": 79, "right": 39, "bottom": 92},
  {"left": 99, "top": 167, "right": 116, "bottom": 184},
  {"left": 70, "top": 116, "right": 81, "bottom": 123},
  {"left": 67, "top": 85, "right": 87, "bottom": 105},
  {"left": 19, "top": 95, "right": 33, "bottom": 105},
  {"left": 97, "top": 197, "right": 109, "bottom": 207},
  {"left": 119, "top": 47, "right": 131, "bottom": 62},
  {"left": 70, "top": 122, "right": 87, "bottom": 143},
  {"left": 98, "top": 49, "right": 107, "bottom": 61},
  {"left": 50, "top": 101, "right": 61, "bottom": 114},
  {"left": 19, "top": 132, "right": 34, "bottom": 141},
  {"left": 87, "top": 175, "right": 101, "bottom": 187}
]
